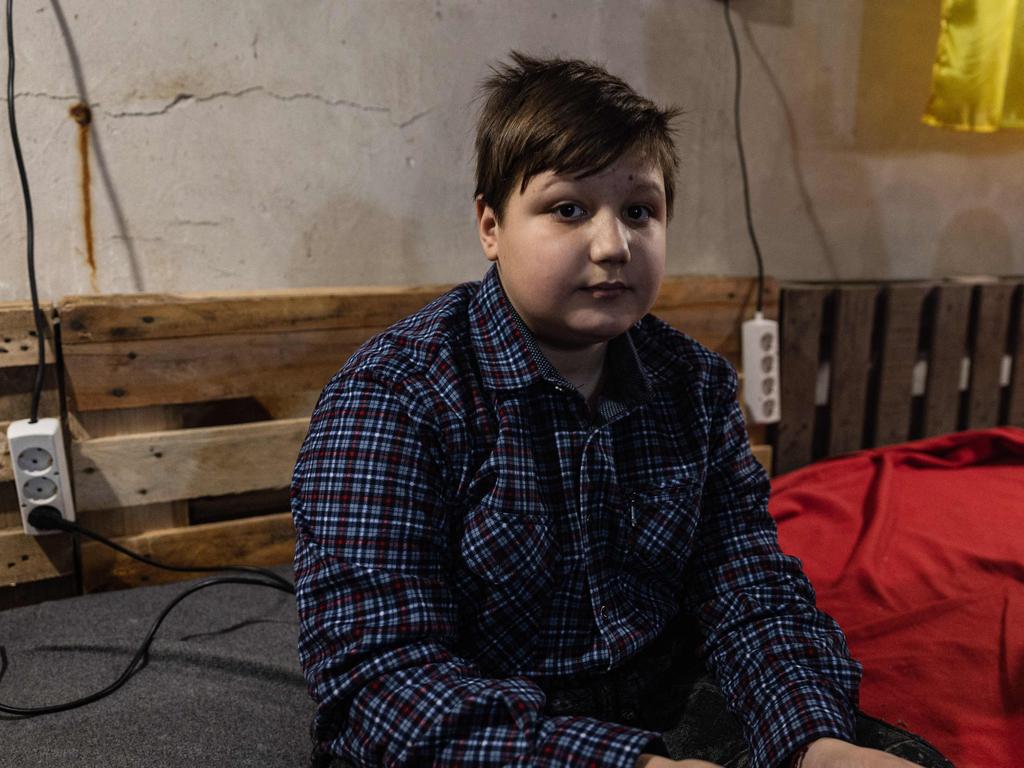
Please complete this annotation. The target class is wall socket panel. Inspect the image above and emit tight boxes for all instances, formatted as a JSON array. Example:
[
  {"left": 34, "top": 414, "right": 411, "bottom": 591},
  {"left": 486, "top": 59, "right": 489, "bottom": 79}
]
[
  {"left": 741, "top": 316, "right": 781, "bottom": 424},
  {"left": 6, "top": 418, "right": 76, "bottom": 536}
]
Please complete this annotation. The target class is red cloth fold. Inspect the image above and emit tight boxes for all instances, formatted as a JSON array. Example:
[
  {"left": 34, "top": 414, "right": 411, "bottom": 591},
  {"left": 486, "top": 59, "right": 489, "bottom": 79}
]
[{"left": 769, "top": 427, "right": 1024, "bottom": 767}]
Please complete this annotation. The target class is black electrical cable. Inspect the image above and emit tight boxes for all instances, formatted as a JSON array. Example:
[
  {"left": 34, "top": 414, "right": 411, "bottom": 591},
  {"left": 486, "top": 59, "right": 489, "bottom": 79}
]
[
  {"left": 6, "top": 0, "right": 47, "bottom": 423},
  {"left": 0, "top": 575, "right": 293, "bottom": 717},
  {"left": 0, "top": 508, "right": 295, "bottom": 717},
  {"left": 26, "top": 507, "right": 295, "bottom": 592},
  {"left": 723, "top": 0, "right": 766, "bottom": 315},
  {"left": 1, "top": 0, "right": 295, "bottom": 721}
]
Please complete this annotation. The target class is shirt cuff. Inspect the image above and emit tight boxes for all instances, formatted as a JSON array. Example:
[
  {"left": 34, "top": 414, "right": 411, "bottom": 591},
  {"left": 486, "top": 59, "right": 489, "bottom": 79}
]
[
  {"left": 538, "top": 716, "right": 667, "bottom": 768},
  {"left": 749, "top": 682, "right": 857, "bottom": 768}
]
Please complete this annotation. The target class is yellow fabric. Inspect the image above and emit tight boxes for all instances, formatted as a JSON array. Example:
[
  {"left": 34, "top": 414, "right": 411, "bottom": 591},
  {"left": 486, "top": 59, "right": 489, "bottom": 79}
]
[{"left": 923, "top": 0, "right": 1024, "bottom": 131}]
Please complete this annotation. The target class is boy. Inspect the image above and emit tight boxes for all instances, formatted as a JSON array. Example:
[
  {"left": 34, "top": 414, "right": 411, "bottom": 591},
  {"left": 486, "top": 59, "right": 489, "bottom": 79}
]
[{"left": 291, "top": 53, "right": 952, "bottom": 768}]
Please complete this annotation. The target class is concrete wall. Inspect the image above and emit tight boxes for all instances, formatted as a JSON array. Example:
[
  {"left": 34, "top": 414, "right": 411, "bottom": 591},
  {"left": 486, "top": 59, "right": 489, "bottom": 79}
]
[{"left": 1, "top": 0, "right": 1022, "bottom": 301}]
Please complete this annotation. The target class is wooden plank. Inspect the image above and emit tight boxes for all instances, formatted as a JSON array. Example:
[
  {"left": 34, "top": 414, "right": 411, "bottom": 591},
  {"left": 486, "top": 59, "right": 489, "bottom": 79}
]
[
  {"left": 58, "top": 276, "right": 773, "bottom": 346},
  {"left": 922, "top": 284, "right": 972, "bottom": 437},
  {"left": 966, "top": 283, "right": 1015, "bottom": 429},
  {"left": 72, "top": 418, "right": 309, "bottom": 512},
  {"left": 1008, "top": 284, "right": 1024, "bottom": 427},
  {"left": 0, "top": 526, "right": 75, "bottom": 586},
  {"left": 0, "top": 481, "right": 20, "bottom": 528},
  {"left": 72, "top": 406, "right": 190, "bottom": 537},
  {"left": 653, "top": 276, "right": 779, "bottom": 365},
  {"left": 58, "top": 286, "right": 450, "bottom": 344},
  {"left": 81, "top": 511, "right": 294, "bottom": 592},
  {"left": 873, "top": 284, "right": 929, "bottom": 446},
  {"left": 0, "top": 364, "right": 61, "bottom": 422},
  {"left": 0, "top": 301, "right": 56, "bottom": 367},
  {"left": 63, "top": 326, "right": 373, "bottom": 412},
  {"left": 60, "top": 277, "right": 775, "bottom": 412},
  {"left": 827, "top": 286, "right": 876, "bottom": 456},
  {"left": 0, "top": 420, "right": 12, "bottom": 483},
  {"left": 776, "top": 286, "right": 828, "bottom": 475}
]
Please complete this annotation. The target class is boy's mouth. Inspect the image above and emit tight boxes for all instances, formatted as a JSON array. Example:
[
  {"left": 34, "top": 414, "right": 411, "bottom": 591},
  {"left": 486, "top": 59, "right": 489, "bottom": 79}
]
[{"left": 583, "top": 281, "right": 628, "bottom": 297}]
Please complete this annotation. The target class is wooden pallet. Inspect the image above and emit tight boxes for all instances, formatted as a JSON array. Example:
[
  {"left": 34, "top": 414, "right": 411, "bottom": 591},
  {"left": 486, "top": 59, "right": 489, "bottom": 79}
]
[
  {"left": 1, "top": 275, "right": 776, "bottom": 603},
  {"left": 775, "top": 277, "right": 1024, "bottom": 475}
]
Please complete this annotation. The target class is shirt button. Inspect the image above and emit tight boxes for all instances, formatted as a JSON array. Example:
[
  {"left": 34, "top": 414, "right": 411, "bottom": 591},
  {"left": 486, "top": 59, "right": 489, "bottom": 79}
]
[{"left": 599, "top": 605, "right": 607, "bottom": 620}]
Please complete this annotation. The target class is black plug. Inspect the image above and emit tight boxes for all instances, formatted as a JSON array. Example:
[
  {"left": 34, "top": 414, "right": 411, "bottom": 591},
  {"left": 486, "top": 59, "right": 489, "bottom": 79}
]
[{"left": 27, "top": 506, "right": 74, "bottom": 532}]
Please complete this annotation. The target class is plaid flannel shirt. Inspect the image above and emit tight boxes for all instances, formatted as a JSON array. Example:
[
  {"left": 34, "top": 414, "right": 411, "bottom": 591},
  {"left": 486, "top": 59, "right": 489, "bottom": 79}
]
[{"left": 291, "top": 265, "right": 861, "bottom": 767}]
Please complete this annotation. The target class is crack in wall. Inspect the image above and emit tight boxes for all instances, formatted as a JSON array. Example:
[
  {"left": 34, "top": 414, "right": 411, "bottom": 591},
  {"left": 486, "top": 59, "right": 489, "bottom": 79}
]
[
  {"left": 398, "top": 108, "right": 435, "bottom": 129},
  {"left": 98, "top": 86, "right": 432, "bottom": 128},
  {"left": 0, "top": 91, "right": 82, "bottom": 102},
  {"left": 103, "top": 88, "right": 262, "bottom": 118},
  {"left": 4, "top": 87, "right": 435, "bottom": 129}
]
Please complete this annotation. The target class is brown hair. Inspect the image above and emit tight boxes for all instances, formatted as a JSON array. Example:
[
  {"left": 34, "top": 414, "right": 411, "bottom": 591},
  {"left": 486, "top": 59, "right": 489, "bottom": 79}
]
[{"left": 474, "top": 51, "right": 681, "bottom": 221}]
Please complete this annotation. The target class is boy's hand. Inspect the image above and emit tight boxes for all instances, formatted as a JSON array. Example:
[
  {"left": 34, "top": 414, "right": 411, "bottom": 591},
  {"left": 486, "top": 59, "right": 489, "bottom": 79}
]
[
  {"left": 802, "top": 738, "right": 922, "bottom": 767},
  {"left": 635, "top": 738, "right": 924, "bottom": 768},
  {"left": 635, "top": 756, "right": 721, "bottom": 768}
]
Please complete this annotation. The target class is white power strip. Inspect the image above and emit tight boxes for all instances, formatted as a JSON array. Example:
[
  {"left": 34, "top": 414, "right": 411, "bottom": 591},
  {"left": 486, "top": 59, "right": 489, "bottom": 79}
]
[
  {"left": 6, "top": 418, "right": 76, "bottom": 536},
  {"left": 741, "top": 313, "right": 781, "bottom": 424}
]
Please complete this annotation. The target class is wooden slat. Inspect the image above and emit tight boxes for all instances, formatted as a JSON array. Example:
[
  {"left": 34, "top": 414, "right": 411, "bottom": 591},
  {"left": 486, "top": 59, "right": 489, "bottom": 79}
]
[
  {"left": 653, "top": 276, "right": 779, "bottom": 365},
  {"left": 0, "top": 301, "right": 56, "bottom": 367},
  {"left": 966, "top": 283, "right": 1015, "bottom": 429},
  {"left": 73, "top": 406, "right": 190, "bottom": 537},
  {"left": 923, "top": 284, "right": 972, "bottom": 437},
  {"left": 0, "top": 526, "right": 75, "bottom": 586},
  {"left": 827, "top": 286, "right": 876, "bottom": 456},
  {"left": 777, "top": 286, "right": 828, "bottom": 475},
  {"left": 0, "top": 481, "right": 20, "bottom": 528},
  {"left": 1008, "top": 284, "right": 1024, "bottom": 427},
  {"left": 61, "top": 277, "right": 774, "bottom": 412},
  {"left": 873, "top": 284, "right": 929, "bottom": 446},
  {"left": 63, "top": 326, "right": 377, "bottom": 412},
  {"left": 58, "top": 286, "right": 450, "bottom": 344},
  {"left": 0, "top": 420, "right": 12, "bottom": 483},
  {"left": 72, "top": 418, "right": 309, "bottom": 512},
  {"left": 0, "top": 364, "right": 61, "bottom": 422},
  {"left": 58, "top": 276, "right": 773, "bottom": 345},
  {"left": 81, "top": 511, "right": 294, "bottom": 592}
]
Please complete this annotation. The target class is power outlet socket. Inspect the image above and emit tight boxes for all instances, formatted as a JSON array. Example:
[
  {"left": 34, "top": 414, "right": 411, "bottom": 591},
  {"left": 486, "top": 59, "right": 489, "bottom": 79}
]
[
  {"left": 741, "top": 314, "right": 781, "bottom": 424},
  {"left": 6, "top": 418, "right": 76, "bottom": 535}
]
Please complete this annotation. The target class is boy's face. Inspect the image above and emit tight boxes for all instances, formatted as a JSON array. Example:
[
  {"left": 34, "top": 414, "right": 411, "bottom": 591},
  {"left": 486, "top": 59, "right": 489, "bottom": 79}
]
[{"left": 475, "top": 151, "right": 667, "bottom": 352}]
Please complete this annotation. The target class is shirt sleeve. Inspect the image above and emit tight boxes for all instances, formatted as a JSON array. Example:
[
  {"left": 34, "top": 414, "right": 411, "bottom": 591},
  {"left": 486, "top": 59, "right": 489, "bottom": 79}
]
[
  {"left": 292, "top": 370, "right": 663, "bottom": 767},
  {"left": 680, "top": 362, "right": 862, "bottom": 768}
]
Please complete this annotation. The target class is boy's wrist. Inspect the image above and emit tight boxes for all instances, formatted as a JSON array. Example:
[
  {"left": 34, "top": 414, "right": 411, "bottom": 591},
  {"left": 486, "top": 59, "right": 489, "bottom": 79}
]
[{"left": 793, "top": 737, "right": 919, "bottom": 767}]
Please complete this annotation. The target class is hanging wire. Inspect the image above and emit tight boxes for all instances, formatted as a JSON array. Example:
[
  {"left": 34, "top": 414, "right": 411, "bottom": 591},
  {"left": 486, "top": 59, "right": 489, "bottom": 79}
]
[
  {"left": 6, "top": 0, "right": 47, "bottom": 422},
  {"left": 723, "top": 0, "right": 766, "bottom": 314}
]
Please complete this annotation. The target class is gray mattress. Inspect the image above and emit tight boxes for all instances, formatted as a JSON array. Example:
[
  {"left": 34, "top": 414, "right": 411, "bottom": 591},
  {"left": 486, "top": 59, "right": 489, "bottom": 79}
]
[{"left": 0, "top": 566, "right": 316, "bottom": 767}]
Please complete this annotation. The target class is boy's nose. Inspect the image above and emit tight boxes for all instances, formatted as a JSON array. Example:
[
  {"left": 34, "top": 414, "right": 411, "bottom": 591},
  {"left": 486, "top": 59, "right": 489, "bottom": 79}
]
[{"left": 589, "top": 214, "right": 630, "bottom": 264}]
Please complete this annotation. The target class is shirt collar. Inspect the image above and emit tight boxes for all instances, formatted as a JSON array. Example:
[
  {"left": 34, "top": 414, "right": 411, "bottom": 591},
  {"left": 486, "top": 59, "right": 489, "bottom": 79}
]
[{"left": 468, "top": 265, "right": 654, "bottom": 402}]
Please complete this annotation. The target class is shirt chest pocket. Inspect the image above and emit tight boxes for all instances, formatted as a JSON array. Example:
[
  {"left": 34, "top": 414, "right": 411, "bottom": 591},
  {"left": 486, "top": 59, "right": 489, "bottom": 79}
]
[
  {"left": 626, "top": 479, "right": 703, "bottom": 586},
  {"left": 460, "top": 504, "right": 557, "bottom": 591}
]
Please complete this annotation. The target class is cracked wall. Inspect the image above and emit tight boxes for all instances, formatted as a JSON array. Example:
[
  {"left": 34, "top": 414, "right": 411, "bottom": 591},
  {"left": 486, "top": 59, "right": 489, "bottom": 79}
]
[{"left": 1, "top": 0, "right": 1023, "bottom": 301}]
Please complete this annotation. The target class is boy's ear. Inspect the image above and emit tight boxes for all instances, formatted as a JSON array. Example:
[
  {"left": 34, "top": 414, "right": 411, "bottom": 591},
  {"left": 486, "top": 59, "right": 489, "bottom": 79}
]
[{"left": 475, "top": 195, "right": 500, "bottom": 262}]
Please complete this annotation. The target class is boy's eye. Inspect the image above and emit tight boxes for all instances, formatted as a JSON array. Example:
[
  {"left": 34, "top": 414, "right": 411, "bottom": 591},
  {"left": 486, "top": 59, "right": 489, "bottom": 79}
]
[
  {"left": 625, "top": 205, "right": 652, "bottom": 222},
  {"left": 553, "top": 203, "right": 585, "bottom": 220}
]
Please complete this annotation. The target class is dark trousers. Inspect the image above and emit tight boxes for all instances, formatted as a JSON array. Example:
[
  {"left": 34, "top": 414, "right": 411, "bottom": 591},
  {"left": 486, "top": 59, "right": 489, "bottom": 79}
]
[{"left": 536, "top": 616, "right": 955, "bottom": 767}]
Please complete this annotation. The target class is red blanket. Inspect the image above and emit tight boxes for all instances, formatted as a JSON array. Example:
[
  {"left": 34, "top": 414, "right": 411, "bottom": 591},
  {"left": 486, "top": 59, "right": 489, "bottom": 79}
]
[{"left": 769, "top": 427, "right": 1024, "bottom": 768}]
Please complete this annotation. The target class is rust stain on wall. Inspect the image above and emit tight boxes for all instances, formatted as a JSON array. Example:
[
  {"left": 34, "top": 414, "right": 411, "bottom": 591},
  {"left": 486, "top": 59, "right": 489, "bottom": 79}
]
[{"left": 69, "top": 102, "right": 98, "bottom": 292}]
